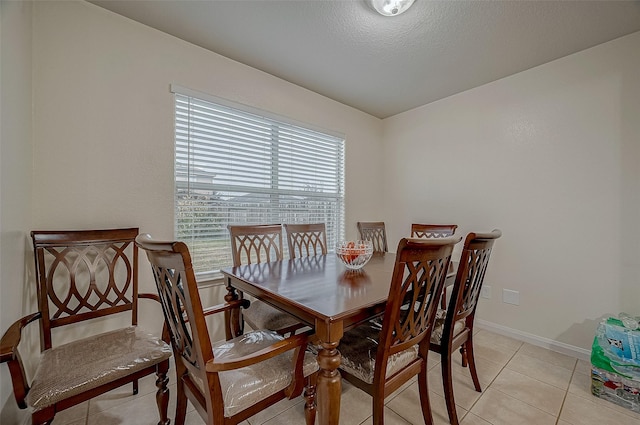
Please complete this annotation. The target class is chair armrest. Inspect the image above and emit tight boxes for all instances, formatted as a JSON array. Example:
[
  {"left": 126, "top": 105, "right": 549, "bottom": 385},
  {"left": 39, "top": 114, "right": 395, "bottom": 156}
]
[
  {"left": 138, "top": 292, "right": 161, "bottom": 303},
  {"left": 0, "top": 312, "right": 42, "bottom": 409},
  {"left": 202, "top": 299, "right": 250, "bottom": 317},
  {"left": 205, "top": 332, "right": 309, "bottom": 373}
]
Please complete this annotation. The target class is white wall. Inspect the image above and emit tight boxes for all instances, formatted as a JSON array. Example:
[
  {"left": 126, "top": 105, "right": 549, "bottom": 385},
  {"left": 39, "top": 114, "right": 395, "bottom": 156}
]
[
  {"left": 0, "top": 0, "right": 34, "bottom": 421},
  {"left": 30, "top": 1, "right": 383, "bottom": 337},
  {"left": 382, "top": 31, "right": 640, "bottom": 351}
]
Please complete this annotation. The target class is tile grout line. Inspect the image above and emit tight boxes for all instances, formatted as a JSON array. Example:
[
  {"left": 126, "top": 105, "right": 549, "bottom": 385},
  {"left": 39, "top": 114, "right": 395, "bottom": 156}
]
[
  {"left": 459, "top": 340, "right": 524, "bottom": 423},
  {"left": 554, "top": 360, "right": 578, "bottom": 425}
]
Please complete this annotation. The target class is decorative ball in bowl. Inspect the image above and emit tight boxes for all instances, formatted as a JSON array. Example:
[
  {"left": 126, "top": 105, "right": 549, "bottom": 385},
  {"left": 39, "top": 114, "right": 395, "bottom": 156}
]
[{"left": 336, "top": 240, "right": 374, "bottom": 270}]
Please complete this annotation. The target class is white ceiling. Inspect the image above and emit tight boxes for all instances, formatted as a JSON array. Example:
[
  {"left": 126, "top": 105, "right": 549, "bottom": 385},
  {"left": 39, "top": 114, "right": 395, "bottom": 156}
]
[{"left": 89, "top": 0, "right": 640, "bottom": 119}]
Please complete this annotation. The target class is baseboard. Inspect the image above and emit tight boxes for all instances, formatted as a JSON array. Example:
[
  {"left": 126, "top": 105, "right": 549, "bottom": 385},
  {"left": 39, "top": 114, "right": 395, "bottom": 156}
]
[{"left": 475, "top": 319, "right": 591, "bottom": 361}]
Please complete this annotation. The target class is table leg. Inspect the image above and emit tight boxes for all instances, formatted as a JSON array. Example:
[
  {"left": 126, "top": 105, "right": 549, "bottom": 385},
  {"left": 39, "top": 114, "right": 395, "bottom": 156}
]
[{"left": 316, "top": 341, "right": 341, "bottom": 425}]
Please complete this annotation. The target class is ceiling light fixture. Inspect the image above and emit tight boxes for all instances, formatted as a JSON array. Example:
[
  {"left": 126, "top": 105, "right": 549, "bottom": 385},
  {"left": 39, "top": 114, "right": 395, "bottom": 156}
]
[{"left": 369, "top": 0, "right": 416, "bottom": 17}]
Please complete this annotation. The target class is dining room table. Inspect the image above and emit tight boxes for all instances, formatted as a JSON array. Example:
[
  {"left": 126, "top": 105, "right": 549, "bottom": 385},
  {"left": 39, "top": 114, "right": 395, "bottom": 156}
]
[{"left": 220, "top": 252, "right": 457, "bottom": 425}]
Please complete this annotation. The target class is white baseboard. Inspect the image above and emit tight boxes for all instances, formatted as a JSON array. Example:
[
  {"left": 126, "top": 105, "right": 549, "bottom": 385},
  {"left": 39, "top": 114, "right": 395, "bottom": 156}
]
[{"left": 475, "top": 319, "right": 591, "bottom": 361}]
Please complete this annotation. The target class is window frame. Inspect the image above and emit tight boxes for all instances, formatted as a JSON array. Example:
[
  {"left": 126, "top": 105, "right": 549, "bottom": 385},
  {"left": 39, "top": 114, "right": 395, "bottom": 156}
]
[{"left": 171, "top": 85, "right": 346, "bottom": 282}]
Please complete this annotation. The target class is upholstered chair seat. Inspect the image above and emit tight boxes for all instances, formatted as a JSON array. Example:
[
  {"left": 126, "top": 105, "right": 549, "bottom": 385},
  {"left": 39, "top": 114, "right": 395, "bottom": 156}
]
[
  {"left": 190, "top": 330, "right": 318, "bottom": 417},
  {"left": 27, "top": 327, "right": 171, "bottom": 410},
  {"left": 430, "top": 309, "right": 465, "bottom": 345},
  {"left": 338, "top": 318, "right": 418, "bottom": 384}
]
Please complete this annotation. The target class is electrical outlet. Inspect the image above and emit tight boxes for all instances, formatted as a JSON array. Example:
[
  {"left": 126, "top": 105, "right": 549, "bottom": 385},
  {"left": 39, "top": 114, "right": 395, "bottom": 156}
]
[
  {"left": 480, "top": 285, "right": 491, "bottom": 299},
  {"left": 503, "top": 289, "right": 520, "bottom": 305}
]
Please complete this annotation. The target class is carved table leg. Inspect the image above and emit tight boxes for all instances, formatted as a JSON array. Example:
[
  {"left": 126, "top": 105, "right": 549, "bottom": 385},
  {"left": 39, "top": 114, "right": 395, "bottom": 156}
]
[{"left": 316, "top": 341, "right": 341, "bottom": 425}]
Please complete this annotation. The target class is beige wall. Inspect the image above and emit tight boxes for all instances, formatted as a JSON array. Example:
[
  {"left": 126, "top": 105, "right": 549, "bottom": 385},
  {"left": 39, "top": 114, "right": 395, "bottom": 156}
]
[
  {"left": 382, "top": 31, "right": 640, "bottom": 352},
  {"left": 1, "top": 0, "right": 382, "bottom": 417},
  {"left": 30, "top": 1, "right": 382, "bottom": 346},
  {"left": 2, "top": 0, "right": 638, "bottom": 413},
  {"left": 0, "top": 0, "right": 34, "bottom": 417}
]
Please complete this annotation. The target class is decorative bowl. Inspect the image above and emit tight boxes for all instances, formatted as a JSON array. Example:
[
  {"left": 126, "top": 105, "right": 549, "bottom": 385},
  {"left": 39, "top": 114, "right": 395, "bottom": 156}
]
[{"left": 336, "top": 240, "right": 374, "bottom": 270}]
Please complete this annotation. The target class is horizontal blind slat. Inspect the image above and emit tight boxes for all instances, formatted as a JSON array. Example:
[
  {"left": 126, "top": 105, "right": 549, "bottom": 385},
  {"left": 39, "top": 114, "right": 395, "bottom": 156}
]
[{"left": 175, "top": 92, "right": 345, "bottom": 275}]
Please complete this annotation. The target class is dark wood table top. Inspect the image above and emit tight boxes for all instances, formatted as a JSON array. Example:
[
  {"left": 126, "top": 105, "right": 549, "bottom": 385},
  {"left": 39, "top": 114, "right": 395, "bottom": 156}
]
[{"left": 220, "top": 253, "right": 398, "bottom": 329}]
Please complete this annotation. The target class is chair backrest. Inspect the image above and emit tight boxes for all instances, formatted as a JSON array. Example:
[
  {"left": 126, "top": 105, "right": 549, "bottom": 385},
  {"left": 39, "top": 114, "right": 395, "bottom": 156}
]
[
  {"left": 31, "top": 228, "right": 139, "bottom": 350},
  {"left": 228, "top": 224, "right": 284, "bottom": 267},
  {"left": 135, "top": 234, "right": 213, "bottom": 401},
  {"left": 284, "top": 223, "right": 328, "bottom": 258},
  {"left": 411, "top": 224, "right": 458, "bottom": 238},
  {"left": 446, "top": 230, "right": 502, "bottom": 325},
  {"left": 377, "top": 237, "right": 460, "bottom": 373},
  {"left": 357, "top": 221, "right": 388, "bottom": 253}
]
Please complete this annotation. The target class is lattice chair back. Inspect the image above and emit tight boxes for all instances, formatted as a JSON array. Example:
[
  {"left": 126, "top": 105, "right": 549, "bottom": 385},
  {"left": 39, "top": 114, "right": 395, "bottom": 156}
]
[
  {"left": 8, "top": 229, "right": 173, "bottom": 425},
  {"left": 136, "top": 236, "right": 212, "bottom": 394},
  {"left": 429, "top": 229, "right": 502, "bottom": 425},
  {"left": 357, "top": 221, "right": 388, "bottom": 253},
  {"left": 378, "top": 238, "right": 458, "bottom": 372},
  {"left": 447, "top": 230, "right": 502, "bottom": 325},
  {"left": 284, "top": 223, "right": 328, "bottom": 258},
  {"left": 411, "top": 224, "right": 458, "bottom": 239},
  {"left": 228, "top": 224, "right": 284, "bottom": 266},
  {"left": 336, "top": 236, "right": 461, "bottom": 425},
  {"left": 31, "top": 228, "right": 139, "bottom": 350},
  {"left": 137, "top": 234, "right": 319, "bottom": 425}
]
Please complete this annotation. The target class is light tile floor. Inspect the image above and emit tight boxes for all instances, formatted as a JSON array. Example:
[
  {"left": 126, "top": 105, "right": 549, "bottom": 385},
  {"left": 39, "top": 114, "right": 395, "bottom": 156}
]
[{"left": 49, "top": 329, "right": 640, "bottom": 425}]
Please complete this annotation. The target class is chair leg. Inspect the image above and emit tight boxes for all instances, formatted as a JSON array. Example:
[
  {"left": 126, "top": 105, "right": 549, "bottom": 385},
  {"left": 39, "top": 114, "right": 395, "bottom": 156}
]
[
  {"left": 372, "top": 393, "right": 385, "bottom": 425},
  {"left": 304, "top": 374, "right": 317, "bottom": 425},
  {"left": 155, "top": 362, "right": 171, "bottom": 425},
  {"left": 418, "top": 366, "right": 434, "bottom": 425},
  {"left": 441, "top": 349, "right": 460, "bottom": 425},
  {"left": 465, "top": 338, "right": 482, "bottom": 392},
  {"left": 32, "top": 406, "right": 55, "bottom": 425},
  {"left": 133, "top": 378, "right": 139, "bottom": 395}
]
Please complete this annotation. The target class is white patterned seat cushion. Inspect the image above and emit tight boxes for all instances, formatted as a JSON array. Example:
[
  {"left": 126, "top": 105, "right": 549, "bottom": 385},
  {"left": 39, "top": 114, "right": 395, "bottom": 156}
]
[
  {"left": 192, "top": 330, "right": 318, "bottom": 417},
  {"left": 27, "top": 326, "right": 172, "bottom": 410},
  {"left": 430, "top": 309, "right": 466, "bottom": 345},
  {"left": 338, "top": 318, "right": 419, "bottom": 385},
  {"left": 242, "top": 300, "right": 301, "bottom": 331}
]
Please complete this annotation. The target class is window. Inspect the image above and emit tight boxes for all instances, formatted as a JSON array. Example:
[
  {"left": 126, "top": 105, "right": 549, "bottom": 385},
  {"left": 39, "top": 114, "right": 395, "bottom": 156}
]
[{"left": 173, "top": 86, "right": 345, "bottom": 279}]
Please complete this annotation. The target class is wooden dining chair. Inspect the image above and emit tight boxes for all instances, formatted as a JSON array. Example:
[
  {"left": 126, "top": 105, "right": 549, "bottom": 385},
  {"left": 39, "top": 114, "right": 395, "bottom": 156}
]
[
  {"left": 227, "top": 224, "right": 302, "bottom": 335},
  {"left": 357, "top": 221, "right": 388, "bottom": 254},
  {"left": 284, "top": 223, "right": 328, "bottom": 258},
  {"left": 0, "top": 228, "right": 172, "bottom": 425},
  {"left": 338, "top": 236, "right": 462, "bottom": 425},
  {"left": 411, "top": 223, "right": 458, "bottom": 238},
  {"left": 429, "top": 230, "right": 502, "bottom": 425},
  {"left": 136, "top": 234, "right": 319, "bottom": 425},
  {"left": 411, "top": 224, "right": 459, "bottom": 308}
]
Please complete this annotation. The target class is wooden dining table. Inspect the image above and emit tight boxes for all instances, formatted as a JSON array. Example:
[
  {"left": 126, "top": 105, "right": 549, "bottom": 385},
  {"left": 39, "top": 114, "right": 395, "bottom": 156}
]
[{"left": 220, "top": 253, "right": 457, "bottom": 425}]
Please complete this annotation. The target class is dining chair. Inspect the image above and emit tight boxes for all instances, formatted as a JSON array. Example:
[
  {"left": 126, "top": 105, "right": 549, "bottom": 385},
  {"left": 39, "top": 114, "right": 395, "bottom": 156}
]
[
  {"left": 136, "top": 234, "right": 319, "bottom": 425},
  {"left": 429, "top": 229, "right": 502, "bottom": 425},
  {"left": 357, "top": 221, "right": 388, "bottom": 254},
  {"left": 338, "top": 236, "right": 462, "bottom": 425},
  {"left": 227, "top": 224, "right": 302, "bottom": 335},
  {"left": 284, "top": 223, "right": 328, "bottom": 258},
  {"left": 0, "top": 228, "right": 172, "bottom": 425},
  {"left": 411, "top": 223, "right": 458, "bottom": 238},
  {"left": 411, "top": 224, "right": 459, "bottom": 308}
]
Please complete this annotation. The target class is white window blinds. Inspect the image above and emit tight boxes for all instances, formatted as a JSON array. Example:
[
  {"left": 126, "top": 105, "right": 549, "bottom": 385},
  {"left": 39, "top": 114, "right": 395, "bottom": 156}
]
[{"left": 173, "top": 88, "right": 345, "bottom": 278}]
